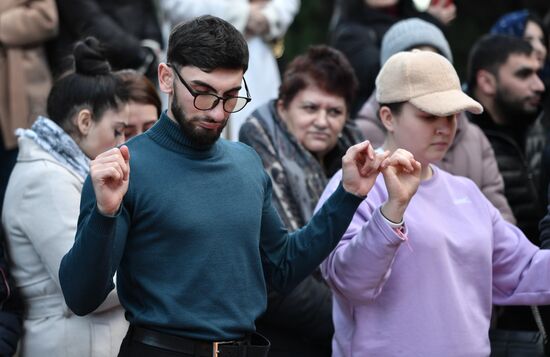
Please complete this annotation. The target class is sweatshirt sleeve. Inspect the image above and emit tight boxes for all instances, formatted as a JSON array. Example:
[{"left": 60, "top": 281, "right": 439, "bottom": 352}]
[
  {"left": 491, "top": 200, "right": 550, "bottom": 305},
  {"left": 320, "top": 194, "right": 407, "bottom": 304},
  {"left": 258, "top": 172, "right": 363, "bottom": 293},
  {"left": 59, "top": 176, "right": 130, "bottom": 316}
]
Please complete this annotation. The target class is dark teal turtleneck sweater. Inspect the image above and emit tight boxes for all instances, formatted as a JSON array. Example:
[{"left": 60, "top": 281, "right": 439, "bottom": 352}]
[{"left": 59, "top": 112, "right": 362, "bottom": 341}]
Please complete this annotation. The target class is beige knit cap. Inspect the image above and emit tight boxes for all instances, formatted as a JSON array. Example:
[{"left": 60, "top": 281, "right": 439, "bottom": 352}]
[{"left": 375, "top": 50, "right": 483, "bottom": 116}]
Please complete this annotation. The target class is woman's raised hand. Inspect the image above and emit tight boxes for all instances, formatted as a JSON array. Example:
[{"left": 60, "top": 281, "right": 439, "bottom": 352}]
[{"left": 379, "top": 149, "right": 422, "bottom": 223}]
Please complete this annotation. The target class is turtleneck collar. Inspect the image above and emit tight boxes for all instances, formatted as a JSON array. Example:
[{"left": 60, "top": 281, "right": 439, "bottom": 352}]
[{"left": 146, "top": 111, "right": 221, "bottom": 159}]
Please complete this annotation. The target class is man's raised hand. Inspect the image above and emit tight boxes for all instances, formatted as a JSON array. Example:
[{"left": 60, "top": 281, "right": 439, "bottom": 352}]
[{"left": 90, "top": 146, "right": 130, "bottom": 216}]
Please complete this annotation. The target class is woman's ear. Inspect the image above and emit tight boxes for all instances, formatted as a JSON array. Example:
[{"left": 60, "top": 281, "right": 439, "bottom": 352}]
[
  {"left": 75, "top": 109, "right": 93, "bottom": 136},
  {"left": 158, "top": 63, "right": 174, "bottom": 95},
  {"left": 379, "top": 105, "right": 395, "bottom": 132}
]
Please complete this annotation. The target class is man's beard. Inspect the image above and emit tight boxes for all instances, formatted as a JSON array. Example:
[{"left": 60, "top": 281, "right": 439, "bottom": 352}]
[
  {"left": 170, "top": 89, "right": 227, "bottom": 147},
  {"left": 494, "top": 87, "right": 540, "bottom": 128}
]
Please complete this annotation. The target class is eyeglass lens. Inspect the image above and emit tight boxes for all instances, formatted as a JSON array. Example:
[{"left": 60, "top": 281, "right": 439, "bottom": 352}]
[{"left": 194, "top": 94, "right": 249, "bottom": 113}]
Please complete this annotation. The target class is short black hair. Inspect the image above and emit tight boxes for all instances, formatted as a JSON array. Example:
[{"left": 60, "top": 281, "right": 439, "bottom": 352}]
[
  {"left": 467, "top": 34, "right": 533, "bottom": 91},
  {"left": 167, "top": 15, "right": 249, "bottom": 72},
  {"left": 47, "top": 37, "right": 129, "bottom": 135}
]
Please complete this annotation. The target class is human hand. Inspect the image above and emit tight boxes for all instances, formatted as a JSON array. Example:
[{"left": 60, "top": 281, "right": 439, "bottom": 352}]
[
  {"left": 427, "top": 0, "right": 456, "bottom": 25},
  {"left": 341, "top": 140, "right": 390, "bottom": 197},
  {"left": 246, "top": 2, "right": 269, "bottom": 37},
  {"left": 90, "top": 146, "right": 130, "bottom": 216},
  {"left": 379, "top": 149, "right": 421, "bottom": 222}
]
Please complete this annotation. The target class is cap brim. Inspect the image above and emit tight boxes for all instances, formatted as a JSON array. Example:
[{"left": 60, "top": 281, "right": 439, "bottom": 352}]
[{"left": 409, "top": 89, "right": 483, "bottom": 116}]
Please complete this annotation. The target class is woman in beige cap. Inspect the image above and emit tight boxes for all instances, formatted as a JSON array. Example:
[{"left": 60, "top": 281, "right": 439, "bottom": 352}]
[{"left": 315, "top": 50, "right": 550, "bottom": 356}]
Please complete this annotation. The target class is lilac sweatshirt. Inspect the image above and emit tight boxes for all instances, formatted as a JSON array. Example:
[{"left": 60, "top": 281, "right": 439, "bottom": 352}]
[{"left": 318, "top": 166, "right": 550, "bottom": 357}]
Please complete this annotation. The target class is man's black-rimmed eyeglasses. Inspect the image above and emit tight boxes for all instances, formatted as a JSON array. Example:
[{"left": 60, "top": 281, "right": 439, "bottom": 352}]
[{"left": 167, "top": 63, "right": 252, "bottom": 113}]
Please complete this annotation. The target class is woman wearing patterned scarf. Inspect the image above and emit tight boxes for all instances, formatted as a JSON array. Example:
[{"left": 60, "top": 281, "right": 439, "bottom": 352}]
[
  {"left": 1, "top": 37, "right": 130, "bottom": 356},
  {"left": 239, "top": 45, "right": 362, "bottom": 357}
]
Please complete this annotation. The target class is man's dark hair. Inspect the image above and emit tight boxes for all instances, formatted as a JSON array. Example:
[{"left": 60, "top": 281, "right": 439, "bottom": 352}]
[
  {"left": 467, "top": 34, "right": 533, "bottom": 91},
  {"left": 167, "top": 15, "right": 249, "bottom": 72},
  {"left": 278, "top": 45, "right": 358, "bottom": 110}
]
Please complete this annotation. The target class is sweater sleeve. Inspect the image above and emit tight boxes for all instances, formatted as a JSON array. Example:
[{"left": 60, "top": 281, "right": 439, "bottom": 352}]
[
  {"left": 258, "top": 173, "right": 363, "bottom": 293},
  {"left": 0, "top": 0, "right": 58, "bottom": 46},
  {"left": 59, "top": 176, "right": 130, "bottom": 316},
  {"left": 320, "top": 185, "right": 406, "bottom": 304}
]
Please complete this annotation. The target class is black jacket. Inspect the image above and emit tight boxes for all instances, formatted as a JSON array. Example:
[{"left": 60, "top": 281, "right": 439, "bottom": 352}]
[
  {"left": 468, "top": 110, "right": 546, "bottom": 245},
  {"left": 48, "top": 0, "right": 162, "bottom": 81}
]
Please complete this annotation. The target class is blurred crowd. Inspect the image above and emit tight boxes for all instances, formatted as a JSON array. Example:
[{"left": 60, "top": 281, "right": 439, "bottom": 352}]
[{"left": 2, "top": 0, "right": 550, "bottom": 356}]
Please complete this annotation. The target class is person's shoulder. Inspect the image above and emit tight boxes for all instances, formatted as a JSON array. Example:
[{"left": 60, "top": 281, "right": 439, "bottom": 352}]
[
  {"left": 124, "top": 133, "right": 151, "bottom": 150},
  {"left": 223, "top": 139, "right": 261, "bottom": 159},
  {"left": 14, "top": 138, "right": 83, "bottom": 182},
  {"left": 123, "top": 133, "right": 158, "bottom": 163},
  {"left": 221, "top": 140, "right": 272, "bottom": 187}
]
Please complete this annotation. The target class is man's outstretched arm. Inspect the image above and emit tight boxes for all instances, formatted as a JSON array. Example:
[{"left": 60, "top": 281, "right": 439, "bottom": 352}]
[
  {"left": 260, "top": 142, "right": 420, "bottom": 292},
  {"left": 59, "top": 146, "right": 131, "bottom": 315}
]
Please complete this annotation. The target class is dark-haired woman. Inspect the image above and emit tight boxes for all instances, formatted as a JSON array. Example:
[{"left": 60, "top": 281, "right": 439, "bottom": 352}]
[
  {"left": 1, "top": 38, "right": 129, "bottom": 356},
  {"left": 239, "top": 45, "right": 362, "bottom": 357}
]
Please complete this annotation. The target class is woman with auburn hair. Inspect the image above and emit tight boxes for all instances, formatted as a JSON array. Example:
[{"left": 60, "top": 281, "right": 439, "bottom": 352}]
[{"left": 116, "top": 70, "right": 162, "bottom": 140}]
